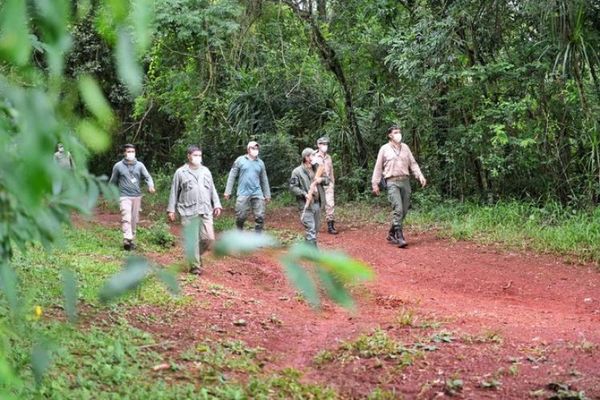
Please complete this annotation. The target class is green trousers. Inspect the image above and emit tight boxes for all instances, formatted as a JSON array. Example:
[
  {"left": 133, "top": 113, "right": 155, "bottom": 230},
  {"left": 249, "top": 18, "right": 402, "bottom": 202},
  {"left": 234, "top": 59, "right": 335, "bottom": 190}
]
[{"left": 387, "top": 179, "right": 411, "bottom": 228}]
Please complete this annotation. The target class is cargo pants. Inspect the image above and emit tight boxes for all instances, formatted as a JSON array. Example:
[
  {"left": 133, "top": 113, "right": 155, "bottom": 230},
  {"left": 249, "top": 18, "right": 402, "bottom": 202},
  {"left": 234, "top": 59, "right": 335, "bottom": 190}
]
[
  {"left": 387, "top": 178, "right": 411, "bottom": 228},
  {"left": 235, "top": 196, "right": 266, "bottom": 231}
]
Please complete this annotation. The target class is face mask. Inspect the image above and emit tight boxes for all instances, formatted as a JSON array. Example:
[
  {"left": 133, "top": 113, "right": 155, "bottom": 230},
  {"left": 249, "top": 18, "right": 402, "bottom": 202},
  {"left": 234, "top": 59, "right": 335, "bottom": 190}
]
[
  {"left": 310, "top": 156, "right": 319, "bottom": 165},
  {"left": 249, "top": 149, "right": 259, "bottom": 158},
  {"left": 191, "top": 156, "right": 202, "bottom": 166},
  {"left": 319, "top": 145, "right": 328, "bottom": 153},
  {"left": 392, "top": 133, "right": 402, "bottom": 143},
  {"left": 125, "top": 152, "right": 136, "bottom": 161}
]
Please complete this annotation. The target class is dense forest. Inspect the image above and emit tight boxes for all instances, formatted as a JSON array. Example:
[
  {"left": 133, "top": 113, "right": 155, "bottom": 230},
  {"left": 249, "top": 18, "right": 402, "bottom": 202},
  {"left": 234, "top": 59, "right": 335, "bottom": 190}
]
[{"left": 67, "top": 0, "right": 600, "bottom": 206}]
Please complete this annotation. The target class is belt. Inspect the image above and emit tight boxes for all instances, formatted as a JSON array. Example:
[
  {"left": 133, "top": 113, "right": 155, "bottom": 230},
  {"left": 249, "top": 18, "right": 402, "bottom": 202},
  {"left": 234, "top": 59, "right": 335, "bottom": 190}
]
[{"left": 386, "top": 175, "right": 409, "bottom": 183}]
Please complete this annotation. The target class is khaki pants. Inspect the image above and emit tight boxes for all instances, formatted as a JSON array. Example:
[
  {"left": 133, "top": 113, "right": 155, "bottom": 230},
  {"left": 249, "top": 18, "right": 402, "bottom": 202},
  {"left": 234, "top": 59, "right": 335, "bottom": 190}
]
[
  {"left": 119, "top": 196, "right": 142, "bottom": 240},
  {"left": 181, "top": 214, "right": 215, "bottom": 268},
  {"left": 324, "top": 184, "right": 335, "bottom": 221}
]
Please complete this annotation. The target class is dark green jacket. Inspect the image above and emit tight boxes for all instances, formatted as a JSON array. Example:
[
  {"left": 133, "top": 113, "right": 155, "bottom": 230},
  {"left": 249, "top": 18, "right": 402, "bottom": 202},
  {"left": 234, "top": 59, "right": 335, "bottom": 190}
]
[{"left": 289, "top": 164, "right": 330, "bottom": 209}]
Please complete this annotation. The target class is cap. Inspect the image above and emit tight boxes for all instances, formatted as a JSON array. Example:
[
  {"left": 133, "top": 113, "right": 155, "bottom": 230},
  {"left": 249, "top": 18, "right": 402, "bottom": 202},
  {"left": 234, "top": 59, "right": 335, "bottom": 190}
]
[
  {"left": 317, "top": 136, "right": 330, "bottom": 145},
  {"left": 247, "top": 141, "right": 260, "bottom": 149},
  {"left": 301, "top": 147, "right": 315, "bottom": 160}
]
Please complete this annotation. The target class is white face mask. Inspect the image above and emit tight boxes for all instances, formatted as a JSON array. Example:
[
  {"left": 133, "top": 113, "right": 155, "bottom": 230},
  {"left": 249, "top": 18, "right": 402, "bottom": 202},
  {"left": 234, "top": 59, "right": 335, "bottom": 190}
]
[
  {"left": 310, "top": 156, "right": 319, "bottom": 165},
  {"left": 191, "top": 156, "right": 202, "bottom": 166},
  {"left": 125, "top": 152, "right": 136, "bottom": 161},
  {"left": 392, "top": 133, "right": 402, "bottom": 143},
  {"left": 319, "top": 145, "right": 328, "bottom": 153},
  {"left": 249, "top": 149, "right": 259, "bottom": 158}
]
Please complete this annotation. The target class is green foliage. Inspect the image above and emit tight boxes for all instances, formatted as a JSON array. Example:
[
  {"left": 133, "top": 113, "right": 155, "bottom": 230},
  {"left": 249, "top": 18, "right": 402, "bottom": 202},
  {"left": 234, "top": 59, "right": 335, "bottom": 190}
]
[{"left": 143, "top": 221, "right": 176, "bottom": 248}]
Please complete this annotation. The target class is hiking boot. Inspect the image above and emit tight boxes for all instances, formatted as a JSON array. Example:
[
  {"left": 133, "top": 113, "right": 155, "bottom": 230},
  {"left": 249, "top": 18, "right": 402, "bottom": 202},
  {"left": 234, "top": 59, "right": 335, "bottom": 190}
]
[
  {"left": 123, "top": 239, "right": 132, "bottom": 251},
  {"left": 387, "top": 225, "right": 399, "bottom": 244},
  {"left": 235, "top": 220, "right": 245, "bottom": 230},
  {"left": 327, "top": 220, "right": 338, "bottom": 235},
  {"left": 396, "top": 228, "right": 407, "bottom": 248}
]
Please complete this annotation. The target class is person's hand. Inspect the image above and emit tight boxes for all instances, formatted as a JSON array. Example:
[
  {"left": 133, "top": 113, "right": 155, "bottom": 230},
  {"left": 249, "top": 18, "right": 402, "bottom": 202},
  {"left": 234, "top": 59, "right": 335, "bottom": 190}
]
[
  {"left": 419, "top": 177, "right": 427, "bottom": 188},
  {"left": 167, "top": 212, "right": 176, "bottom": 222},
  {"left": 372, "top": 185, "right": 380, "bottom": 196},
  {"left": 315, "top": 177, "right": 323, "bottom": 184},
  {"left": 265, "top": 197, "right": 271, "bottom": 203},
  {"left": 148, "top": 187, "right": 156, "bottom": 194},
  {"left": 213, "top": 207, "right": 222, "bottom": 217},
  {"left": 224, "top": 193, "right": 230, "bottom": 200}
]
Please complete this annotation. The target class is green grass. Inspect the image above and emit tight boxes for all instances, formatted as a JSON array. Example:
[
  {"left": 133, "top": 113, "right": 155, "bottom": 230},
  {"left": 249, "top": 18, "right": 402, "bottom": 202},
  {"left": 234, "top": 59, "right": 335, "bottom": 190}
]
[
  {"left": 1, "top": 219, "right": 340, "bottom": 399},
  {"left": 409, "top": 198, "right": 600, "bottom": 265},
  {"left": 314, "top": 328, "right": 422, "bottom": 368}
]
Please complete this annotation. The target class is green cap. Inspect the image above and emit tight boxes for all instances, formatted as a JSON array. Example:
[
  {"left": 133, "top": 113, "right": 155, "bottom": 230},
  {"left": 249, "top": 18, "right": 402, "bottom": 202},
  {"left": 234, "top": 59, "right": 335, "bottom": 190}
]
[{"left": 317, "top": 136, "right": 330, "bottom": 145}]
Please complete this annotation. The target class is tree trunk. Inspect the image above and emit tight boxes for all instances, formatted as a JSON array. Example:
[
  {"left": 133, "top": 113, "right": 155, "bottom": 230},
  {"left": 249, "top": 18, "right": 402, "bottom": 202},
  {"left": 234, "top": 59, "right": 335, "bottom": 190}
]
[{"left": 278, "top": 0, "right": 368, "bottom": 166}]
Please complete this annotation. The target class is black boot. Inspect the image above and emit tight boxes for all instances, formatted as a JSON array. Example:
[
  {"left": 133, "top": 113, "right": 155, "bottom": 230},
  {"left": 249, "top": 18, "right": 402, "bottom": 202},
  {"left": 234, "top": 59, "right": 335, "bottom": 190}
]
[
  {"left": 235, "top": 220, "right": 244, "bottom": 230},
  {"left": 387, "top": 225, "right": 399, "bottom": 244},
  {"left": 396, "top": 228, "right": 407, "bottom": 248},
  {"left": 327, "top": 220, "right": 338, "bottom": 234},
  {"left": 255, "top": 216, "right": 264, "bottom": 233}
]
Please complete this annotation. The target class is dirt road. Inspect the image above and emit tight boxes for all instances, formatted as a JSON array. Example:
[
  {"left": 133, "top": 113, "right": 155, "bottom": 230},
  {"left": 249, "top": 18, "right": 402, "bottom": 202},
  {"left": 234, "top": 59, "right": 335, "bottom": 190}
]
[{"left": 98, "top": 207, "right": 600, "bottom": 398}]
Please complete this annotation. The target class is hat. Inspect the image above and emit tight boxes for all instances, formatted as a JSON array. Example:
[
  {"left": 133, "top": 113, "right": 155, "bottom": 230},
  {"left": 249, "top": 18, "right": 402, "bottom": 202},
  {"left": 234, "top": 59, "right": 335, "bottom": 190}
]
[
  {"left": 301, "top": 147, "right": 315, "bottom": 160},
  {"left": 316, "top": 136, "right": 330, "bottom": 145},
  {"left": 247, "top": 141, "right": 260, "bottom": 149}
]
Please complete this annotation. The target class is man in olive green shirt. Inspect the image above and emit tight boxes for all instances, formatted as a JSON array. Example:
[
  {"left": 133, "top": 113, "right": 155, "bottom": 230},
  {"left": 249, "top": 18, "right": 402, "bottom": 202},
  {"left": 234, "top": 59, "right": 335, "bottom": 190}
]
[
  {"left": 372, "top": 126, "right": 426, "bottom": 248},
  {"left": 289, "top": 148, "right": 330, "bottom": 247},
  {"left": 167, "top": 145, "right": 222, "bottom": 275}
]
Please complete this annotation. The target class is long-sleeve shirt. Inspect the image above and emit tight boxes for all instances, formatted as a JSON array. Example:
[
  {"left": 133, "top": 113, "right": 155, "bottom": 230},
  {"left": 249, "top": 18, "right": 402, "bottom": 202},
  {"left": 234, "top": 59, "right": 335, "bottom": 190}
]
[
  {"left": 289, "top": 164, "right": 330, "bottom": 209},
  {"left": 371, "top": 142, "right": 424, "bottom": 188},
  {"left": 167, "top": 164, "right": 222, "bottom": 216},
  {"left": 109, "top": 159, "right": 154, "bottom": 197},
  {"left": 224, "top": 155, "right": 271, "bottom": 198},
  {"left": 314, "top": 152, "right": 334, "bottom": 185}
]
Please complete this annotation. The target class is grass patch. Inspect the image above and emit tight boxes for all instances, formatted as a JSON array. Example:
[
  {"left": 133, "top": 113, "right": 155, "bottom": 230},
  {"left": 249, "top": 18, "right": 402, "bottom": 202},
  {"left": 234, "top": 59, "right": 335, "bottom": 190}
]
[
  {"left": 409, "top": 196, "right": 600, "bottom": 265},
  {"left": 314, "top": 328, "right": 422, "bottom": 368}
]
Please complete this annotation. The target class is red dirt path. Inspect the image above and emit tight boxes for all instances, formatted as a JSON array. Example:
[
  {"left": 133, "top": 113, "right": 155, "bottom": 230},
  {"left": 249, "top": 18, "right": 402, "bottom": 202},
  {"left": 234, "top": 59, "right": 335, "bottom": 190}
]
[{"left": 94, "top": 208, "right": 600, "bottom": 399}]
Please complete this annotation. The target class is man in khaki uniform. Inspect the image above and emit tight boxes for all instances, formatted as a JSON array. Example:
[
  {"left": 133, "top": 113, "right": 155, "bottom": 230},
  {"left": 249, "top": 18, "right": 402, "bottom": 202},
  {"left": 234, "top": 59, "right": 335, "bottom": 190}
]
[
  {"left": 289, "top": 148, "right": 330, "bottom": 247},
  {"left": 371, "top": 126, "right": 426, "bottom": 248},
  {"left": 314, "top": 136, "right": 338, "bottom": 234},
  {"left": 167, "top": 145, "right": 222, "bottom": 275}
]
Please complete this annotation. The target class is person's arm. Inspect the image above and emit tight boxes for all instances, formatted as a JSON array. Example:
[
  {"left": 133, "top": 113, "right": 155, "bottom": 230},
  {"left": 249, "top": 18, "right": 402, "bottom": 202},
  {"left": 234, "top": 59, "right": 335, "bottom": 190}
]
[
  {"left": 224, "top": 158, "right": 240, "bottom": 197},
  {"left": 140, "top": 163, "right": 155, "bottom": 191},
  {"left": 407, "top": 146, "right": 426, "bottom": 186},
  {"left": 166, "top": 171, "right": 180, "bottom": 214},
  {"left": 260, "top": 161, "right": 271, "bottom": 199},
  {"left": 371, "top": 147, "right": 385, "bottom": 192},
  {"left": 207, "top": 171, "right": 222, "bottom": 210},
  {"left": 289, "top": 170, "right": 306, "bottom": 198},
  {"left": 108, "top": 163, "right": 120, "bottom": 186}
]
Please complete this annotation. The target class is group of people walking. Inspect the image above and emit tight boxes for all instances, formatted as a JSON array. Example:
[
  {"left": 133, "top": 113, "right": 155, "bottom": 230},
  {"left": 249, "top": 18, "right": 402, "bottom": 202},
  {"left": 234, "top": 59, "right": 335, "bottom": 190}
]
[{"left": 102, "top": 126, "right": 425, "bottom": 275}]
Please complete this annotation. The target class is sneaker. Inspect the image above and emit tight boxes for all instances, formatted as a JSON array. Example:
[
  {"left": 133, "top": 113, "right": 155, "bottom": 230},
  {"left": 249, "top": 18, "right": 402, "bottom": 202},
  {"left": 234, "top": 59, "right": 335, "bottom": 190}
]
[
  {"left": 123, "top": 239, "right": 132, "bottom": 251},
  {"left": 189, "top": 267, "right": 203, "bottom": 276}
]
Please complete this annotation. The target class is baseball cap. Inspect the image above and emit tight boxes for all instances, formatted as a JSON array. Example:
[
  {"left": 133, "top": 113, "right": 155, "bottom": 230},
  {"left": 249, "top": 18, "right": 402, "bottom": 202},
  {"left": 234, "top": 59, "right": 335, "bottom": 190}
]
[
  {"left": 317, "top": 136, "right": 330, "bottom": 145},
  {"left": 247, "top": 141, "right": 260, "bottom": 149}
]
